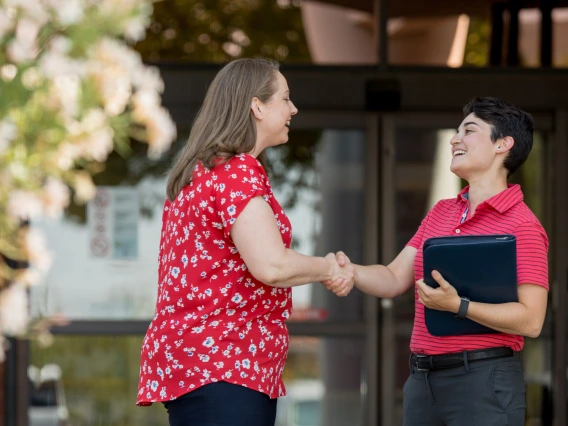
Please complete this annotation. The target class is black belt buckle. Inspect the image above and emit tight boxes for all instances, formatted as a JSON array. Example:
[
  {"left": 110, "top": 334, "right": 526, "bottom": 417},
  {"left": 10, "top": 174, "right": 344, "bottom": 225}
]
[{"left": 415, "top": 354, "right": 430, "bottom": 372}]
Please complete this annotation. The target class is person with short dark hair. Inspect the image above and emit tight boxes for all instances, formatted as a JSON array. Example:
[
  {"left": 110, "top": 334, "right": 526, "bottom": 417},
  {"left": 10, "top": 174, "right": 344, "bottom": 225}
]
[
  {"left": 328, "top": 97, "right": 548, "bottom": 426},
  {"left": 137, "top": 58, "right": 356, "bottom": 426}
]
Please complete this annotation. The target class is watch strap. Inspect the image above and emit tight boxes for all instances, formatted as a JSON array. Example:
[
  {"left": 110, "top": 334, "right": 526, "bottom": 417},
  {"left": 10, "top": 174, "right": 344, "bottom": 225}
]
[{"left": 455, "top": 297, "right": 470, "bottom": 319}]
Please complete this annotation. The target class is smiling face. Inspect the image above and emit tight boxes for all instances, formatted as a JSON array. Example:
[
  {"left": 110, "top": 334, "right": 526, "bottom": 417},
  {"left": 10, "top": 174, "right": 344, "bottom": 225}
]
[
  {"left": 449, "top": 113, "right": 510, "bottom": 181},
  {"left": 252, "top": 72, "right": 298, "bottom": 153}
]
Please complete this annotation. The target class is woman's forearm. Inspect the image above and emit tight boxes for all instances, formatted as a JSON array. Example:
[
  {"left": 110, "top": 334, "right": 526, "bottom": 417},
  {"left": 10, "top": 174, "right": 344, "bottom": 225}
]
[
  {"left": 352, "top": 246, "right": 417, "bottom": 298},
  {"left": 465, "top": 301, "right": 543, "bottom": 338},
  {"left": 232, "top": 197, "right": 353, "bottom": 289},
  {"left": 354, "top": 264, "right": 406, "bottom": 298},
  {"left": 255, "top": 249, "right": 333, "bottom": 288},
  {"left": 417, "top": 276, "right": 548, "bottom": 338}
]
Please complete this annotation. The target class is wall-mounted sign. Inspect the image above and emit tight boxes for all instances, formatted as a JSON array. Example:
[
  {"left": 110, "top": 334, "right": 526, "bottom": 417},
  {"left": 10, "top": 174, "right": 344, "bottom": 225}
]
[{"left": 87, "top": 187, "right": 139, "bottom": 260}]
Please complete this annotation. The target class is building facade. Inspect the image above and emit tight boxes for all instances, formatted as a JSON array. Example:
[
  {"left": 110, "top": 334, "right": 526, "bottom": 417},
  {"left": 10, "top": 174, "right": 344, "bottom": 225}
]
[{"left": 3, "top": 1, "right": 568, "bottom": 425}]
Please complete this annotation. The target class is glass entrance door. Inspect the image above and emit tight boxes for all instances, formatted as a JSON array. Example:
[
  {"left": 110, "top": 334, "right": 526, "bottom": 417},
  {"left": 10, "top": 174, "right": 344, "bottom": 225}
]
[
  {"left": 378, "top": 112, "right": 555, "bottom": 426},
  {"left": 27, "top": 111, "right": 381, "bottom": 426}
]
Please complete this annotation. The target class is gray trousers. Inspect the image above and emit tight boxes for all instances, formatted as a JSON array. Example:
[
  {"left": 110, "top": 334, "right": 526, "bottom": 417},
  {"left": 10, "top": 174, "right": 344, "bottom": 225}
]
[{"left": 403, "top": 353, "right": 525, "bottom": 426}]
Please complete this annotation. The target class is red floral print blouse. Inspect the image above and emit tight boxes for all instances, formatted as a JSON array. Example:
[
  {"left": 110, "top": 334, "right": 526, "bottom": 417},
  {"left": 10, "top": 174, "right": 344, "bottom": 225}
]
[{"left": 137, "top": 154, "right": 293, "bottom": 405}]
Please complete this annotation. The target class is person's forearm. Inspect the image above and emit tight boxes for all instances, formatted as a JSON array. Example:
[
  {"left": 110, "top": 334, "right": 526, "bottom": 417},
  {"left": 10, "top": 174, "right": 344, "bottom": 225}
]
[
  {"left": 463, "top": 301, "right": 543, "bottom": 337},
  {"left": 354, "top": 264, "right": 405, "bottom": 298},
  {"left": 255, "top": 249, "right": 332, "bottom": 288}
]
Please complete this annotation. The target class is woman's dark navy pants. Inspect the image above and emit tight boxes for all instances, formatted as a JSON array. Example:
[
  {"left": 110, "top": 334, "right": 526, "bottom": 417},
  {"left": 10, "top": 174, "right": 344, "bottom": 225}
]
[{"left": 164, "top": 381, "right": 277, "bottom": 426}]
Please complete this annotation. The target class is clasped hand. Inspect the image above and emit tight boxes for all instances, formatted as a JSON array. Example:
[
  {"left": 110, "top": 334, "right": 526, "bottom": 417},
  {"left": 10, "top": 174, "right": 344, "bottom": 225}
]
[
  {"left": 321, "top": 251, "right": 357, "bottom": 297},
  {"left": 416, "top": 270, "right": 460, "bottom": 313}
]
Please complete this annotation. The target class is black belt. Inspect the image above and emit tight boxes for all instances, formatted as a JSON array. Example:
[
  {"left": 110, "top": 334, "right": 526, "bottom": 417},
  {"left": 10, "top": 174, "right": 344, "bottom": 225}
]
[{"left": 410, "top": 347, "right": 514, "bottom": 372}]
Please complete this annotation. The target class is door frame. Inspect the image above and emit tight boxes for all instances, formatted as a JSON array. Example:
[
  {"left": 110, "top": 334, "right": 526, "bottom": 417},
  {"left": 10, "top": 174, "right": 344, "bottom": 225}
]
[{"left": 378, "top": 111, "right": 560, "bottom": 426}]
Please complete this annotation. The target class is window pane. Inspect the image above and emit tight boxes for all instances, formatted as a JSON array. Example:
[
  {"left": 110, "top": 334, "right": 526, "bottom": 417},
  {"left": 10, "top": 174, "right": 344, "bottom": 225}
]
[
  {"left": 383, "top": 1, "right": 492, "bottom": 67},
  {"left": 31, "top": 129, "right": 367, "bottom": 322},
  {"left": 389, "top": 123, "right": 553, "bottom": 426},
  {"left": 509, "top": 133, "right": 553, "bottom": 425},
  {"left": 30, "top": 148, "right": 171, "bottom": 320},
  {"left": 29, "top": 336, "right": 164, "bottom": 426},
  {"left": 389, "top": 14, "right": 474, "bottom": 67},
  {"left": 518, "top": 8, "right": 568, "bottom": 68},
  {"left": 388, "top": 4, "right": 568, "bottom": 68},
  {"left": 552, "top": 8, "right": 568, "bottom": 67},
  {"left": 270, "top": 129, "right": 366, "bottom": 322},
  {"left": 277, "top": 336, "right": 365, "bottom": 426},
  {"left": 29, "top": 335, "right": 364, "bottom": 426},
  {"left": 134, "top": 1, "right": 378, "bottom": 64}
]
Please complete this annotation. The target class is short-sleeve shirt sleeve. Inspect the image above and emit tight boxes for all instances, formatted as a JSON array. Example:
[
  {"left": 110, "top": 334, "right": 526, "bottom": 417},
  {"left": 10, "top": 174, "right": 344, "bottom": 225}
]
[
  {"left": 407, "top": 209, "right": 432, "bottom": 249},
  {"left": 214, "top": 154, "right": 270, "bottom": 239},
  {"left": 515, "top": 221, "right": 549, "bottom": 290}
]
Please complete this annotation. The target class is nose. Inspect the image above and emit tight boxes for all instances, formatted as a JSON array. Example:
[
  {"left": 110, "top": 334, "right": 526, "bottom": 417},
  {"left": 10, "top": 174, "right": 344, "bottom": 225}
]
[
  {"left": 290, "top": 101, "right": 298, "bottom": 116},
  {"left": 450, "top": 133, "right": 460, "bottom": 145}
]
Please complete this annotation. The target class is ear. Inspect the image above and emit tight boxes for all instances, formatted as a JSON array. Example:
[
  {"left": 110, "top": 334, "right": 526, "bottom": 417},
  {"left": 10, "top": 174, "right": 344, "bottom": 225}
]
[
  {"left": 251, "top": 97, "right": 263, "bottom": 120},
  {"left": 496, "top": 136, "right": 514, "bottom": 154}
]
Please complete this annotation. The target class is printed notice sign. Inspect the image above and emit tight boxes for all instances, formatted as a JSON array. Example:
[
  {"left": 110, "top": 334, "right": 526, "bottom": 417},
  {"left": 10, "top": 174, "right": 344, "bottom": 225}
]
[{"left": 88, "top": 187, "right": 139, "bottom": 260}]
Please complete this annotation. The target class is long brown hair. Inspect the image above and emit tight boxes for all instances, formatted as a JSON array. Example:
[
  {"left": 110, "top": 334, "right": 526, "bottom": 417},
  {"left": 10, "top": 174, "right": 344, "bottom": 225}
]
[{"left": 166, "top": 58, "right": 280, "bottom": 201}]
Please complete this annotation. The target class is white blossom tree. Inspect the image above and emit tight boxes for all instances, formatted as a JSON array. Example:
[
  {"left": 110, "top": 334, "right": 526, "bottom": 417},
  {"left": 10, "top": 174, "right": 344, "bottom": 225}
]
[{"left": 0, "top": 0, "right": 176, "bottom": 358}]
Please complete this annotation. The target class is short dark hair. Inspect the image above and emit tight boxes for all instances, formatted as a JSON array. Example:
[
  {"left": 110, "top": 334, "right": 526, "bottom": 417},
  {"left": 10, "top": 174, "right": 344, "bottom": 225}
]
[{"left": 463, "top": 97, "right": 534, "bottom": 176}]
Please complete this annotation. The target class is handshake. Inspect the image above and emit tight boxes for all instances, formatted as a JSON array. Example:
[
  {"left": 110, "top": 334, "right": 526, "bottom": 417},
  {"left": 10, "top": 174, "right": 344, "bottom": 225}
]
[{"left": 321, "top": 251, "right": 357, "bottom": 297}]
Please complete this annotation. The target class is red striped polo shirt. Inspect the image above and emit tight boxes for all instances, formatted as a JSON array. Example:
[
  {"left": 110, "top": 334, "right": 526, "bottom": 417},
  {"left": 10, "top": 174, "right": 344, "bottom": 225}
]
[{"left": 407, "top": 184, "right": 549, "bottom": 355}]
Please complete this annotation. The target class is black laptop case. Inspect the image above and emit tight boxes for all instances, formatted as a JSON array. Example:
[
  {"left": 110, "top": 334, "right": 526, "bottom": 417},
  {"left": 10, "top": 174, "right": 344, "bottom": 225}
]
[{"left": 423, "top": 234, "right": 518, "bottom": 336}]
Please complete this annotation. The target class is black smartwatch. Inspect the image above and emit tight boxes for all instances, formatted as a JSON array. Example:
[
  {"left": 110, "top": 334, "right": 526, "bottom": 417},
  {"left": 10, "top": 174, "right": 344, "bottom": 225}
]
[{"left": 455, "top": 297, "right": 470, "bottom": 319}]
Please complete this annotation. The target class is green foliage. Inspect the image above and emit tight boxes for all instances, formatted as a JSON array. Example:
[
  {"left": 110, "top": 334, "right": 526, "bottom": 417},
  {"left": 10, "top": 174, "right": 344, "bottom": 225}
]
[
  {"left": 135, "top": 0, "right": 312, "bottom": 63},
  {"left": 463, "top": 17, "right": 490, "bottom": 67}
]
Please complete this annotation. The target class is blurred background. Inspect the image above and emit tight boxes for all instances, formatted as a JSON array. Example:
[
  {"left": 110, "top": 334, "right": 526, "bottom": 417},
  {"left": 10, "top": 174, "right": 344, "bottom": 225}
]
[{"left": 3, "top": 0, "right": 568, "bottom": 425}]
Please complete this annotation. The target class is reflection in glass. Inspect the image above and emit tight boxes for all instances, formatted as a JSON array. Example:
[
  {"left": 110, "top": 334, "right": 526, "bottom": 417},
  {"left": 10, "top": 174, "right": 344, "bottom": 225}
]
[
  {"left": 30, "top": 177, "right": 166, "bottom": 320},
  {"left": 30, "top": 137, "right": 179, "bottom": 320},
  {"left": 31, "top": 129, "right": 365, "bottom": 322},
  {"left": 463, "top": 17, "right": 491, "bottom": 67},
  {"left": 300, "top": 2, "right": 376, "bottom": 64},
  {"left": 29, "top": 336, "right": 164, "bottom": 426},
  {"left": 277, "top": 336, "right": 365, "bottom": 426},
  {"left": 29, "top": 364, "right": 69, "bottom": 426},
  {"left": 135, "top": 0, "right": 312, "bottom": 63},
  {"left": 391, "top": 125, "right": 552, "bottom": 426},
  {"left": 270, "top": 129, "right": 366, "bottom": 322},
  {"left": 389, "top": 126, "right": 460, "bottom": 423},
  {"left": 518, "top": 8, "right": 568, "bottom": 68},
  {"left": 300, "top": 3, "right": 471, "bottom": 66},
  {"left": 29, "top": 335, "right": 364, "bottom": 426},
  {"left": 388, "top": 15, "right": 470, "bottom": 67},
  {"left": 552, "top": 8, "right": 568, "bottom": 68},
  {"left": 135, "top": 1, "right": 567, "bottom": 68},
  {"left": 509, "top": 133, "right": 552, "bottom": 425}
]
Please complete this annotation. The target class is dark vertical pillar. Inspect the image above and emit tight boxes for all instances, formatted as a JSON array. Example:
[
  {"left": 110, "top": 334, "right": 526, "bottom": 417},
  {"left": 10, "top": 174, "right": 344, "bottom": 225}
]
[
  {"left": 5, "top": 340, "right": 16, "bottom": 426},
  {"left": 490, "top": 2, "right": 506, "bottom": 66},
  {"left": 506, "top": 1, "right": 520, "bottom": 66},
  {"left": 553, "top": 110, "right": 568, "bottom": 426},
  {"left": 373, "top": 0, "right": 380, "bottom": 66},
  {"left": 0, "top": 352, "right": 5, "bottom": 426},
  {"left": 15, "top": 340, "right": 28, "bottom": 426},
  {"left": 378, "top": 0, "right": 388, "bottom": 70},
  {"left": 540, "top": 0, "right": 553, "bottom": 67},
  {"left": 4, "top": 339, "right": 28, "bottom": 426}
]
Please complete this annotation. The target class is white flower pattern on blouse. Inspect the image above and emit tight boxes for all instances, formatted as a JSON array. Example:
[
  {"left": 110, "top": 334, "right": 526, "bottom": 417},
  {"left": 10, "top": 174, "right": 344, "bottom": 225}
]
[{"left": 137, "top": 154, "right": 292, "bottom": 405}]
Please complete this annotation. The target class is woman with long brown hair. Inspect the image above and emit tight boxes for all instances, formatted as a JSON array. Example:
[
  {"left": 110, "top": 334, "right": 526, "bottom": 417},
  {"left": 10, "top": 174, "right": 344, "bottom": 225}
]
[{"left": 137, "top": 58, "right": 356, "bottom": 426}]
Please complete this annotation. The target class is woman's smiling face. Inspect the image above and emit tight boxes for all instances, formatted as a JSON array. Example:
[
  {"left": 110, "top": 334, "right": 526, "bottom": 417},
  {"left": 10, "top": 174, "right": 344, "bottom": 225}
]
[
  {"left": 450, "top": 113, "right": 506, "bottom": 179},
  {"left": 254, "top": 72, "right": 298, "bottom": 151}
]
